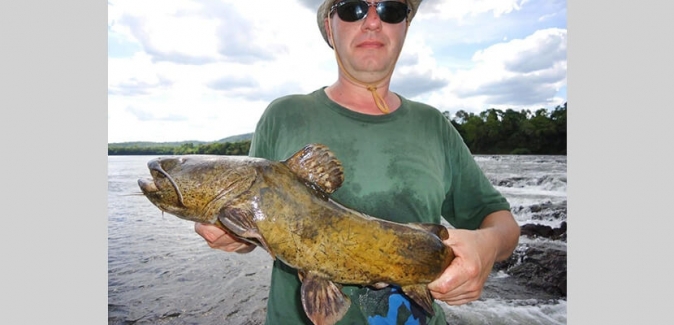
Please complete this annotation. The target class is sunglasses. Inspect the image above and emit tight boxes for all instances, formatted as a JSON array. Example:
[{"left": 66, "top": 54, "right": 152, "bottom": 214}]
[{"left": 329, "top": 1, "right": 411, "bottom": 24}]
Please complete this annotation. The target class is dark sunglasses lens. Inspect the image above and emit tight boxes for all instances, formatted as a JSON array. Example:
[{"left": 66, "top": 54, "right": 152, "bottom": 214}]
[
  {"left": 335, "top": 1, "right": 409, "bottom": 24},
  {"left": 336, "top": 2, "right": 368, "bottom": 22},
  {"left": 377, "top": 2, "right": 408, "bottom": 24}
]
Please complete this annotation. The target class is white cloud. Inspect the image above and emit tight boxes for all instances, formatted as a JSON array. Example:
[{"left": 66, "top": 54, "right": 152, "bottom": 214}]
[
  {"left": 422, "top": 0, "right": 527, "bottom": 21},
  {"left": 424, "top": 28, "right": 566, "bottom": 113},
  {"left": 108, "top": 0, "right": 567, "bottom": 143}
]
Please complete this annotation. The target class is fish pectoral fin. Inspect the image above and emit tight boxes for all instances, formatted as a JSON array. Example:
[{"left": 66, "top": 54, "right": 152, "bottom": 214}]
[
  {"left": 218, "top": 207, "right": 276, "bottom": 260},
  {"left": 401, "top": 284, "right": 435, "bottom": 316},
  {"left": 281, "top": 143, "right": 344, "bottom": 195},
  {"left": 300, "top": 271, "right": 350, "bottom": 325}
]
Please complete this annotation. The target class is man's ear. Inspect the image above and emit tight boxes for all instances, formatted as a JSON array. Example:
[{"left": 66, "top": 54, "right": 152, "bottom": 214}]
[{"left": 324, "top": 18, "right": 334, "bottom": 48}]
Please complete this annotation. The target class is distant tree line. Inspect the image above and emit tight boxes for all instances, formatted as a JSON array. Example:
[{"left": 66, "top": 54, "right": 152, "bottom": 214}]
[
  {"left": 445, "top": 102, "right": 566, "bottom": 155},
  {"left": 108, "top": 140, "right": 251, "bottom": 156},
  {"left": 108, "top": 103, "right": 566, "bottom": 156}
]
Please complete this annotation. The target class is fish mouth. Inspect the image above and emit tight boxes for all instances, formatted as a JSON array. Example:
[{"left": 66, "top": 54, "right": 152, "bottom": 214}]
[{"left": 137, "top": 159, "right": 185, "bottom": 207}]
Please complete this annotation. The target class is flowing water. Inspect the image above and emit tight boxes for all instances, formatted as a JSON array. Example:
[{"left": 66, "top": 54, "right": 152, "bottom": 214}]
[{"left": 108, "top": 154, "right": 567, "bottom": 324}]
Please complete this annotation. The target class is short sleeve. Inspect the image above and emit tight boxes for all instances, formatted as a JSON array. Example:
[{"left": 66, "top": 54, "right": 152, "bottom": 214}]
[{"left": 440, "top": 121, "right": 511, "bottom": 229}]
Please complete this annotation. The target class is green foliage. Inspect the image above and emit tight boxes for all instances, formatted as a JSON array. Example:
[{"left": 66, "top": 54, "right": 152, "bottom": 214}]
[
  {"left": 108, "top": 140, "right": 252, "bottom": 156},
  {"left": 445, "top": 103, "right": 567, "bottom": 155}
]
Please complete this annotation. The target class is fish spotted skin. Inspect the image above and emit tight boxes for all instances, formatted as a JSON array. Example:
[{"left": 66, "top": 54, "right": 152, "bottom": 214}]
[{"left": 138, "top": 143, "right": 454, "bottom": 325}]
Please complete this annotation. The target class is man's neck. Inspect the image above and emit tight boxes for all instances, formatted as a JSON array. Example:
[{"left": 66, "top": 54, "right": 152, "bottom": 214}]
[{"left": 325, "top": 79, "right": 400, "bottom": 115}]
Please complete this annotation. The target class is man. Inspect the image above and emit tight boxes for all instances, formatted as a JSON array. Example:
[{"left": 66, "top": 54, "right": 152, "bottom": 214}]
[{"left": 195, "top": 0, "right": 520, "bottom": 324}]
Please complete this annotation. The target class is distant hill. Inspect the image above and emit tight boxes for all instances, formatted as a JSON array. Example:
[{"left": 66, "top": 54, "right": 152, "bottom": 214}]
[
  {"left": 108, "top": 133, "right": 254, "bottom": 148},
  {"left": 217, "top": 133, "right": 254, "bottom": 143}
]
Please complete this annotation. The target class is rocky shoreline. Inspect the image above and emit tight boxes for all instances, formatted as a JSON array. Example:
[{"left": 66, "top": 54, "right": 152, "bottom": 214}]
[{"left": 494, "top": 218, "right": 567, "bottom": 298}]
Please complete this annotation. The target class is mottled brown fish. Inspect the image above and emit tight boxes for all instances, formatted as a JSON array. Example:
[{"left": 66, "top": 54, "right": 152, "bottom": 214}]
[{"left": 138, "top": 143, "right": 454, "bottom": 325}]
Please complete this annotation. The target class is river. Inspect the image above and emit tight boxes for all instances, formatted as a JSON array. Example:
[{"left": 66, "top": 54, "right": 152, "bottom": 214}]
[{"left": 108, "top": 154, "right": 567, "bottom": 324}]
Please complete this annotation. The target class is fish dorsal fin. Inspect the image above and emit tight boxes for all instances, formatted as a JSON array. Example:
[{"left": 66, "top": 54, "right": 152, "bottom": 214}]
[
  {"left": 408, "top": 223, "right": 449, "bottom": 241},
  {"left": 282, "top": 143, "right": 344, "bottom": 194}
]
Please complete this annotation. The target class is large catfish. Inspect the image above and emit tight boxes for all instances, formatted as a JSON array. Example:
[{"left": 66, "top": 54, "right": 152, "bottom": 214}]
[{"left": 138, "top": 143, "right": 454, "bottom": 325}]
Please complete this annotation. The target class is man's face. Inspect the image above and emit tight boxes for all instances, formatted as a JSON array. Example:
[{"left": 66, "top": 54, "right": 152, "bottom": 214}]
[{"left": 325, "top": 1, "right": 409, "bottom": 84}]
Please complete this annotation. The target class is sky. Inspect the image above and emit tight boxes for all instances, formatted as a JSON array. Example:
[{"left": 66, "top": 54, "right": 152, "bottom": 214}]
[{"left": 108, "top": 0, "right": 567, "bottom": 143}]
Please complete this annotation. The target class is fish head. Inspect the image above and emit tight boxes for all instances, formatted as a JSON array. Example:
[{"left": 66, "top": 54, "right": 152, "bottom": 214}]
[{"left": 137, "top": 155, "right": 259, "bottom": 224}]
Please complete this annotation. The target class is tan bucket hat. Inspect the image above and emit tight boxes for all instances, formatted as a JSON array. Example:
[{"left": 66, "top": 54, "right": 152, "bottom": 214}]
[{"left": 317, "top": 0, "right": 423, "bottom": 48}]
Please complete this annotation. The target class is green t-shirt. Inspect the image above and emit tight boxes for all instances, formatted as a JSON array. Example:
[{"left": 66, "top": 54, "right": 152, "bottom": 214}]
[{"left": 249, "top": 87, "right": 510, "bottom": 325}]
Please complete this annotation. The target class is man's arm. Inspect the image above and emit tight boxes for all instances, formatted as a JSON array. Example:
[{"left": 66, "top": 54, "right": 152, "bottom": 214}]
[{"left": 428, "top": 210, "right": 520, "bottom": 305}]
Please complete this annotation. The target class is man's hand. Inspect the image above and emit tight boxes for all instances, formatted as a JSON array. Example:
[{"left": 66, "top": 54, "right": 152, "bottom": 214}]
[
  {"left": 194, "top": 222, "right": 256, "bottom": 254},
  {"left": 427, "top": 211, "right": 520, "bottom": 305}
]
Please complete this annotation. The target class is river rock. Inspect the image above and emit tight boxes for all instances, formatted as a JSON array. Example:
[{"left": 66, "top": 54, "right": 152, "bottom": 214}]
[
  {"left": 494, "top": 245, "right": 567, "bottom": 297},
  {"left": 511, "top": 201, "right": 567, "bottom": 222},
  {"left": 520, "top": 221, "right": 567, "bottom": 241}
]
